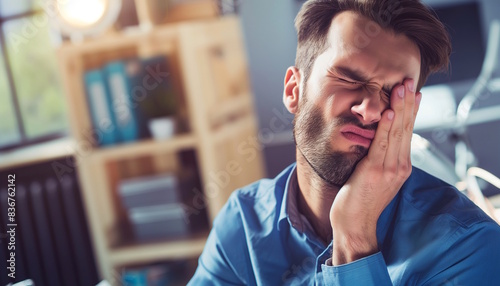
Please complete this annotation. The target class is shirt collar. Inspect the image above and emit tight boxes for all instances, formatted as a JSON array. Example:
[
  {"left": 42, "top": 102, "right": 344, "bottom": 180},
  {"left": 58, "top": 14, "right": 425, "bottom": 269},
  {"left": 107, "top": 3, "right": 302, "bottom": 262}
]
[
  {"left": 278, "top": 164, "right": 315, "bottom": 234},
  {"left": 277, "top": 163, "right": 296, "bottom": 231},
  {"left": 285, "top": 166, "right": 305, "bottom": 231},
  {"left": 277, "top": 162, "right": 401, "bottom": 247}
]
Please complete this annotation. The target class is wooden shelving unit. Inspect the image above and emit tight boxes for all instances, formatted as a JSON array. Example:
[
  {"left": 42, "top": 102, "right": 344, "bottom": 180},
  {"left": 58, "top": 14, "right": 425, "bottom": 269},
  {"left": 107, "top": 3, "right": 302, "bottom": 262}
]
[
  {"left": 109, "top": 235, "right": 208, "bottom": 266},
  {"left": 89, "top": 134, "right": 197, "bottom": 161},
  {"left": 57, "top": 16, "right": 264, "bottom": 284}
]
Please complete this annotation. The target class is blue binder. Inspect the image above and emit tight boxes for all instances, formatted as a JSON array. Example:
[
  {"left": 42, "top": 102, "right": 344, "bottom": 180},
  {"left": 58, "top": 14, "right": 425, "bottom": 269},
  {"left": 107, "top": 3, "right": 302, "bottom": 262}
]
[
  {"left": 104, "top": 61, "right": 139, "bottom": 142},
  {"left": 83, "top": 69, "right": 118, "bottom": 146}
]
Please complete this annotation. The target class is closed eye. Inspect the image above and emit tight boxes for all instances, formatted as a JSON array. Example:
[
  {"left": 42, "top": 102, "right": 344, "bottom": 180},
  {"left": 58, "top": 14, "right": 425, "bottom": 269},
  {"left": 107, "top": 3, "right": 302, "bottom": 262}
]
[
  {"left": 336, "top": 77, "right": 362, "bottom": 86},
  {"left": 380, "top": 90, "right": 391, "bottom": 101},
  {"left": 335, "top": 76, "right": 391, "bottom": 102}
]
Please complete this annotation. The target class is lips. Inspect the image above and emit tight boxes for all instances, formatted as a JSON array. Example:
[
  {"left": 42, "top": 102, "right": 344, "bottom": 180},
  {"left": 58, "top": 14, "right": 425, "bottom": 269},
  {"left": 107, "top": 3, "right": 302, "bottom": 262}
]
[{"left": 340, "top": 125, "right": 375, "bottom": 147}]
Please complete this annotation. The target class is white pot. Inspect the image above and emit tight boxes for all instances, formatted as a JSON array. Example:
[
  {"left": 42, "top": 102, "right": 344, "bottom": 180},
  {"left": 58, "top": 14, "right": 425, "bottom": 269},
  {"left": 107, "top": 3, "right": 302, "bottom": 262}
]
[{"left": 148, "top": 117, "right": 176, "bottom": 140}]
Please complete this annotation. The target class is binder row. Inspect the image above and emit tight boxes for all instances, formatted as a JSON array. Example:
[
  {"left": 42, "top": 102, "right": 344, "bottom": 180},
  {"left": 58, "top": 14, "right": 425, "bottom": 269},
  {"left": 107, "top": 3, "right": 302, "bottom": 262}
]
[{"left": 84, "top": 56, "right": 177, "bottom": 147}]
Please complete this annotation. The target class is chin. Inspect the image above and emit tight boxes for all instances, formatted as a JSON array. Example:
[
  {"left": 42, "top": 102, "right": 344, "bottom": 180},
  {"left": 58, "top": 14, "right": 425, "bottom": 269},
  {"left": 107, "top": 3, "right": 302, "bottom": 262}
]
[
  {"left": 333, "top": 143, "right": 368, "bottom": 157},
  {"left": 349, "top": 144, "right": 368, "bottom": 156}
]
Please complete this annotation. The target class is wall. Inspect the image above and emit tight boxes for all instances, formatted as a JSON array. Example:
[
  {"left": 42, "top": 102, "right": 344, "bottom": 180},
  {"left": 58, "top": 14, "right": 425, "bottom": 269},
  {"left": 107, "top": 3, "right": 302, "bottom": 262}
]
[{"left": 239, "top": 0, "right": 302, "bottom": 176}]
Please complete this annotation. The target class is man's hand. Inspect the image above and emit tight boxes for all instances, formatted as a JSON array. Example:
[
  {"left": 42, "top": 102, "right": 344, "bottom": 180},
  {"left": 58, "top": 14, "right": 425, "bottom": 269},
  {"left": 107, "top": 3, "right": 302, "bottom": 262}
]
[{"left": 330, "top": 79, "right": 422, "bottom": 265}]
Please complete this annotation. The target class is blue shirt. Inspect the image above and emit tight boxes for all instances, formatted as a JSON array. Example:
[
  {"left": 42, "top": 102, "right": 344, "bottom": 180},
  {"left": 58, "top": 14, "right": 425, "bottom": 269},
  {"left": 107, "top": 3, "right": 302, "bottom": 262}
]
[{"left": 189, "top": 164, "right": 500, "bottom": 285}]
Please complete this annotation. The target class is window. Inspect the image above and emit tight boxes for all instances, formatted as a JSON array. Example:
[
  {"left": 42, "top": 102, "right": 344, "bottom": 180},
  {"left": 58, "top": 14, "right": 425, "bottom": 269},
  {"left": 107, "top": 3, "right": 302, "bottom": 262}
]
[{"left": 0, "top": 0, "right": 68, "bottom": 150}]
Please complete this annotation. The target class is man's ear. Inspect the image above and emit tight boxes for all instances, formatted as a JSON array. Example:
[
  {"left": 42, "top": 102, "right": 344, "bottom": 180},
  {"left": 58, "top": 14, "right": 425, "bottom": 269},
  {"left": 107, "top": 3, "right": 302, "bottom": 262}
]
[{"left": 283, "top": 66, "right": 301, "bottom": 114}]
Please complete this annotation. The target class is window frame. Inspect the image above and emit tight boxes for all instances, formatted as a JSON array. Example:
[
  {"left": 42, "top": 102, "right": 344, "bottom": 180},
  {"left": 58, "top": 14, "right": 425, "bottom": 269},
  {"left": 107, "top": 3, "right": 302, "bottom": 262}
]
[{"left": 0, "top": 8, "right": 67, "bottom": 152}]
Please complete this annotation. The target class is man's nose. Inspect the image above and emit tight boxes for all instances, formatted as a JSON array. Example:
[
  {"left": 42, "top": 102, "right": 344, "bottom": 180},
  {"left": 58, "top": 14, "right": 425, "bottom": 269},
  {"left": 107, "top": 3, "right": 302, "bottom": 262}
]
[{"left": 350, "top": 92, "right": 383, "bottom": 125}]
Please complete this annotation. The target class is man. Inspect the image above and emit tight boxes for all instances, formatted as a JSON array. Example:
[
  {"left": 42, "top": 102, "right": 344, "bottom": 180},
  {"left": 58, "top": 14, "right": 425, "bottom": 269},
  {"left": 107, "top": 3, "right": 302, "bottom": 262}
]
[{"left": 189, "top": 0, "right": 500, "bottom": 285}]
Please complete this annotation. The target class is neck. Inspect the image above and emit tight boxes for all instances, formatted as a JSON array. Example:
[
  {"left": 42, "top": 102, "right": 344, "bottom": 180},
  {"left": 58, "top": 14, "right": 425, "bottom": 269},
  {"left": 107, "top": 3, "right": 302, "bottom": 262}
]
[{"left": 296, "top": 150, "right": 340, "bottom": 244}]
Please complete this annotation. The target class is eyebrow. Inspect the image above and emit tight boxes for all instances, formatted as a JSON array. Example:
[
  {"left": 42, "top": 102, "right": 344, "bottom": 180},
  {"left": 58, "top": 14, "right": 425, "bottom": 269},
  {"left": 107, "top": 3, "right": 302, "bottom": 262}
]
[{"left": 333, "top": 65, "right": 393, "bottom": 96}]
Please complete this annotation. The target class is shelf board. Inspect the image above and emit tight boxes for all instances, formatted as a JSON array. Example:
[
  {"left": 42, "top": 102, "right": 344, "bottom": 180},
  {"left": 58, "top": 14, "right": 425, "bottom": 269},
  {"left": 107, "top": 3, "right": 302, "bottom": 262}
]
[
  {"left": 58, "top": 25, "right": 177, "bottom": 55},
  {"left": 209, "top": 92, "right": 253, "bottom": 127},
  {"left": 213, "top": 115, "right": 256, "bottom": 143},
  {"left": 89, "top": 134, "right": 197, "bottom": 161},
  {"left": 109, "top": 235, "right": 207, "bottom": 266},
  {"left": 58, "top": 17, "right": 238, "bottom": 56}
]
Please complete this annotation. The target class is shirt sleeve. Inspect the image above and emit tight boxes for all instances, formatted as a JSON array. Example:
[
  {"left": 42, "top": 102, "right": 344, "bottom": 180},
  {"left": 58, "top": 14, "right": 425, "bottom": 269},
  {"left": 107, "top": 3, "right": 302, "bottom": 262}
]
[
  {"left": 187, "top": 231, "right": 244, "bottom": 286},
  {"left": 321, "top": 252, "right": 393, "bottom": 285},
  {"left": 421, "top": 221, "right": 500, "bottom": 286},
  {"left": 187, "top": 194, "right": 247, "bottom": 286}
]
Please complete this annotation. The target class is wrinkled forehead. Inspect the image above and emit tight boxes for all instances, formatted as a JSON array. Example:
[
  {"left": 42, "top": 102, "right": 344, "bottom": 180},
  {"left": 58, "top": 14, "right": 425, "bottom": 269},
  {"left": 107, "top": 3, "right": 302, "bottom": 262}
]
[{"left": 325, "top": 11, "right": 421, "bottom": 82}]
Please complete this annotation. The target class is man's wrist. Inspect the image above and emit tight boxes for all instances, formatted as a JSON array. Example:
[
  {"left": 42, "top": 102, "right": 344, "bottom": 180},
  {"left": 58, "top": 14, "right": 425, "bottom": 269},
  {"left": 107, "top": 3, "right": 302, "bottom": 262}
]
[{"left": 331, "top": 230, "right": 378, "bottom": 265}]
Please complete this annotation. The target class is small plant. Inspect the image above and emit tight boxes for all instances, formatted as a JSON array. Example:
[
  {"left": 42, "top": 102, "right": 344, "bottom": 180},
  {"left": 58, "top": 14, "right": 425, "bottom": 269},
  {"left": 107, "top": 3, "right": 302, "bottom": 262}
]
[{"left": 139, "top": 87, "right": 177, "bottom": 119}]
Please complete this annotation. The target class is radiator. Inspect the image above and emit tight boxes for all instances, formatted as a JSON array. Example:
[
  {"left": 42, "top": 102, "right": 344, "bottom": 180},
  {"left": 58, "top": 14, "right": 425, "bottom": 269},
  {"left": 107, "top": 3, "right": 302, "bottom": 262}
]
[{"left": 0, "top": 158, "right": 99, "bottom": 286}]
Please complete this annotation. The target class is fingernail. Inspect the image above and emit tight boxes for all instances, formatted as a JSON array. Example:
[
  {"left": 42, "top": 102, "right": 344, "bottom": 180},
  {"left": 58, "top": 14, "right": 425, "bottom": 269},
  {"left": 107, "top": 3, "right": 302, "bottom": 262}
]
[
  {"left": 398, "top": 86, "right": 405, "bottom": 98},
  {"left": 387, "top": 110, "right": 394, "bottom": 120},
  {"left": 408, "top": 80, "right": 415, "bottom": 93}
]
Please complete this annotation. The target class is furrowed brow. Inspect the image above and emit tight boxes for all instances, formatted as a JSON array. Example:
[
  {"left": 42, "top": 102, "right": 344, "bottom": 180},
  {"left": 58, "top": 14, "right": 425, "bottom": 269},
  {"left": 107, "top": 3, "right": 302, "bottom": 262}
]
[
  {"left": 333, "top": 66, "right": 370, "bottom": 83},
  {"left": 334, "top": 65, "right": 399, "bottom": 96}
]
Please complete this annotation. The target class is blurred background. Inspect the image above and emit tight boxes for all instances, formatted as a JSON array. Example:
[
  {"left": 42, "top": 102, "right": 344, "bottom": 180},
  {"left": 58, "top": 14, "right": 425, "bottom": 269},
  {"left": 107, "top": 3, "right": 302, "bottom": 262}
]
[{"left": 0, "top": 0, "right": 499, "bottom": 285}]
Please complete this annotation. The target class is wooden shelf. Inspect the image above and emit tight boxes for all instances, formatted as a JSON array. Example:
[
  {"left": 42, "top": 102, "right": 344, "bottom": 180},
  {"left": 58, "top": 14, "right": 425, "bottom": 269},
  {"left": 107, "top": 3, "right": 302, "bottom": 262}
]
[
  {"left": 208, "top": 92, "right": 253, "bottom": 127},
  {"left": 89, "top": 134, "right": 197, "bottom": 162},
  {"left": 110, "top": 235, "right": 207, "bottom": 266},
  {"left": 213, "top": 115, "right": 257, "bottom": 143},
  {"left": 57, "top": 16, "right": 266, "bottom": 283},
  {"left": 59, "top": 24, "right": 177, "bottom": 55}
]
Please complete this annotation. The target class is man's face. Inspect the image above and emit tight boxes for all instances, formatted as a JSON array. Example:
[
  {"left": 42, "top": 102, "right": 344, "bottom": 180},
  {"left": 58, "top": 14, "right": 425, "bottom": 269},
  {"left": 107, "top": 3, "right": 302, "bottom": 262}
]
[{"left": 293, "top": 11, "right": 421, "bottom": 186}]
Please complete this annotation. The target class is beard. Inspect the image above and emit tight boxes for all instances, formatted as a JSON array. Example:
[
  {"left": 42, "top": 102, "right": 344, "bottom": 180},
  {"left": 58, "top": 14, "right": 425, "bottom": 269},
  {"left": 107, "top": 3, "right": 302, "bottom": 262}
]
[{"left": 293, "top": 93, "right": 376, "bottom": 187}]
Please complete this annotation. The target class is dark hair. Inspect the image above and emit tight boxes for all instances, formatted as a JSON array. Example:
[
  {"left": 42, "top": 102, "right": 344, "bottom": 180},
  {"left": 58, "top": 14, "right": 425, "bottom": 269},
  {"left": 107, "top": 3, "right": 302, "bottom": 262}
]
[{"left": 295, "top": 0, "right": 451, "bottom": 91}]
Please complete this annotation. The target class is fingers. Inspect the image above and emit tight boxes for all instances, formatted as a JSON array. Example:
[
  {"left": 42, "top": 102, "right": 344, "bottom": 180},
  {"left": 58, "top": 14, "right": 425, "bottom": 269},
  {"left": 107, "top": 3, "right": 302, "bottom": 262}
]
[
  {"left": 397, "top": 80, "right": 416, "bottom": 166},
  {"left": 366, "top": 78, "right": 420, "bottom": 179},
  {"left": 381, "top": 83, "right": 407, "bottom": 171},
  {"left": 367, "top": 81, "right": 406, "bottom": 167},
  {"left": 399, "top": 89, "right": 421, "bottom": 160},
  {"left": 367, "top": 108, "right": 394, "bottom": 163},
  {"left": 414, "top": 91, "right": 422, "bottom": 119}
]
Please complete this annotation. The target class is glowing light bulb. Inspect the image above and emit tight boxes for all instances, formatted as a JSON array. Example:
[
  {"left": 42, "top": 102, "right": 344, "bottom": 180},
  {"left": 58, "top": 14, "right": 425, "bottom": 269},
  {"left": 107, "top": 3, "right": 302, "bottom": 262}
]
[{"left": 57, "top": 0, "right": 108, "bottom": 27}]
